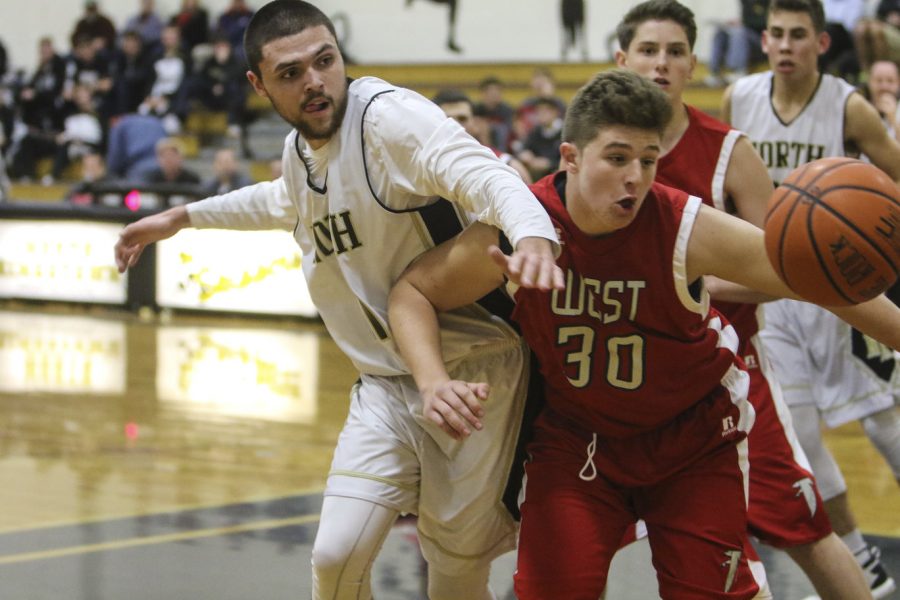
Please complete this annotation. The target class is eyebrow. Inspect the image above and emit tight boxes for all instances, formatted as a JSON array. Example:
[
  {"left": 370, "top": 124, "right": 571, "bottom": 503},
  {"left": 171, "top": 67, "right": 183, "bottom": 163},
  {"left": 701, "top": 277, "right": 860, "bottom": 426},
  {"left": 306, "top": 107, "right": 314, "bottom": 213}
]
[
  {"left": 272, "top": 42, "right": 336, "bottom": 73},
  {"left": 604, "top": 142, "right": 661, "bottom": 152}
]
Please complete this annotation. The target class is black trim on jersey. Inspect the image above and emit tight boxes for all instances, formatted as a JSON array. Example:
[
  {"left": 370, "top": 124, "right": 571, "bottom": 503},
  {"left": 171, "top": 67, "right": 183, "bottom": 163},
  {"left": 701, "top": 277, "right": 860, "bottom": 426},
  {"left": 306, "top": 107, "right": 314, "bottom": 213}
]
[
  {"left": 293, "top": 135, "right": 328, "bottom": 194},
  {"left": 359, "top": 301, "right": 390, "bottom": 341},
  {"left": 502, "top": 351, "right": 546, "bottom": 521},
  {"left": 769, "top": 73, "right": 824, "bottom": 128},
  {"left": 851, "top": 329, "right": 895, "bottom": 382},
  {"left": 359, "top": 89, "right": 416, "bottom": 214},
  {"left": 418, "top": 198, "right": 518, "bottom": 326}
]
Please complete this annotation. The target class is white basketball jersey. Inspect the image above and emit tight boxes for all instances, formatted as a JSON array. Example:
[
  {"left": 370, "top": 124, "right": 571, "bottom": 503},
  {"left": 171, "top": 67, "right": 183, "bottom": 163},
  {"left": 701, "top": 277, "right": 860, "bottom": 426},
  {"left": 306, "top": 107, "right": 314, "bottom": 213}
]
[
  {"left": 285, "top": 78, "right": 518, "bottom": 376},
  {"left": 730, "top": 72, "right": 856, "bottom": 185}
]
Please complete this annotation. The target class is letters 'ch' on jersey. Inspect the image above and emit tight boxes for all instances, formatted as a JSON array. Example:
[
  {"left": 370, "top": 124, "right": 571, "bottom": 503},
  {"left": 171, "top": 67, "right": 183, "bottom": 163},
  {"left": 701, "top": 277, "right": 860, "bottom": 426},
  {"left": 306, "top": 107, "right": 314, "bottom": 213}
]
[
  {"left": 512, "top": 173, "right": 752, "bottom": 438},
  {"left": 730, "top": 72, "right": 855, "bottom": 186},
  {"left": 656, "top": 105, "right": 760, "bottom": 344}
]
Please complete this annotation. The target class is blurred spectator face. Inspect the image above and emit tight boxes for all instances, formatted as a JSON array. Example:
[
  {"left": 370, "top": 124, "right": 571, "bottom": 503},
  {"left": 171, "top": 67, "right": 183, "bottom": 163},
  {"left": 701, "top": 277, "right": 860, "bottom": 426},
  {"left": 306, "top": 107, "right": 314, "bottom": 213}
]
[
  {"left": 869, "top": 61, "right": 900, "bottom": 101},
  {"left": 157, "top": 143, "right": 184, "bottom": 179},
  {"left": 468, "top": 114, "right": 492, "bottom": 145},
  {"left": 161, "top": 26, "right": 181, "bottom": 51},
  {"left": 141, "top": 0, "right": 155, "bottom": 15},
  {"left": 534, "top": 102, "right": 559, "bottom": 128},
  {"left": 213, "top": 148, "right": 238, "bottom": 180},
  {"left": 439, "top": 100, "right": 477, "bottom": 137},
  {"left": 213, "top": 39, "right": 233, "bottom": 63},
  {"left": 269, "top": 158, "right": 283, "bottom": 180},
  {"left": 74, "top": 38, "right": 98, "bottom": 61},
  {"left": 122, "top": 32, "right": 143, "bottom": 57},
  {"left": 480, "top": 82, "right": 503, "bottom": 107},
  {"left": 82, "top": 153, "right": 106, "bottom": 181},
  {"left": 182, "top": 0, "right": 199, "bottom": 12},
  {"left": 39, "top": 38, "right": 55, "bottom": 63},
  {"left": 73, "top": 84, "right": 94, "bottom": 110},
  {"left": 530, "top": 71, "right": 555, "bottom": 97}
]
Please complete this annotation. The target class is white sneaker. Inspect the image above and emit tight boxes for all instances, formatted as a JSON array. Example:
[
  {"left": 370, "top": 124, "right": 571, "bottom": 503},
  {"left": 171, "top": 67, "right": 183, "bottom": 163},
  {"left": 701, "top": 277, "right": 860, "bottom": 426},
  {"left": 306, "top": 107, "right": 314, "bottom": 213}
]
[{"left": 856, "top": 545, "right": 897, "bottom": 600}]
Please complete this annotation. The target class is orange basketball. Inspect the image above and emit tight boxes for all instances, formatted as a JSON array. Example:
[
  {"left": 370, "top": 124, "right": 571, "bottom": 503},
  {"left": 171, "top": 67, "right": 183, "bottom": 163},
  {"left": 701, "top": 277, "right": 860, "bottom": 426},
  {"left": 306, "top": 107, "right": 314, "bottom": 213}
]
[{"left": 764, "top": 157, "right": 900, "bottom": 306}]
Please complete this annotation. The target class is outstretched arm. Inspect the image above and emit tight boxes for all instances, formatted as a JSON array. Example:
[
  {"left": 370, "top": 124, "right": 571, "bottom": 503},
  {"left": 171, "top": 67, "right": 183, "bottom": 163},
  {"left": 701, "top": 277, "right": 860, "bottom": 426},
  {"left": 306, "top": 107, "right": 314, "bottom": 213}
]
[
  {"left": 689, "top": 204, "right": 900, "bottom": 350},
  {"left": 389, "top": 222, "right": 509, "bottom": 439},
  {"left": 115, "top": 206, "right": 189, "bottom": 272}
]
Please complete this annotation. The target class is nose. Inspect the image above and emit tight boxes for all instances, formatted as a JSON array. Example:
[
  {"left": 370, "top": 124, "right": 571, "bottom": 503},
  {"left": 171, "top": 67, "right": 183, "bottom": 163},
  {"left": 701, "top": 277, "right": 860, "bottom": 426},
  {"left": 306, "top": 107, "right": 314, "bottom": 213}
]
[
  {"left": 304, "top": 69, "right": 325, "bottom": 94},
  {"left": 623, "top": 159, "right": 642, "bottom": 189},
  {"left": 778, "top": 35, "right": 791, "bottom": 52},
  {"left": 654, "top": 50, "right": 668, "bottom": 71}
]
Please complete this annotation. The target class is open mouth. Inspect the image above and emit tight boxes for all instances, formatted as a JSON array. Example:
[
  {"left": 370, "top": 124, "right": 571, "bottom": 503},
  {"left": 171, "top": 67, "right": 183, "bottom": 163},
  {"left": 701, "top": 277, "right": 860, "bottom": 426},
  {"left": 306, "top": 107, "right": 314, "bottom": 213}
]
[
  {"left": 617, "top": 197, "right": 637, "bottom": 210},
  {"left": 304, "top": 98, "right": 330, "bottom": 113},
  {"left": 653, "top": 77, "right": 670, "bottom": 86}
]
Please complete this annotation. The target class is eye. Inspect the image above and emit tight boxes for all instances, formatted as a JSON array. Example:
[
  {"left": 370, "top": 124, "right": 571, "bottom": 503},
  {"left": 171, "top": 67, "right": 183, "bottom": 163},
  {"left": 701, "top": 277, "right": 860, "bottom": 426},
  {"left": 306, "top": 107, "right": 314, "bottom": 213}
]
[
  {"left": 318, "top": 54, "right": 335, "bottom": 67},
  {"left": 607, "top": 154, "right": 626, "bottom": 164},
  {"left": 280, "top": 67, "right": 298, "bottom": 80},
  {"left": 641, "top": 158, "right": 657, "bottom": 167}
]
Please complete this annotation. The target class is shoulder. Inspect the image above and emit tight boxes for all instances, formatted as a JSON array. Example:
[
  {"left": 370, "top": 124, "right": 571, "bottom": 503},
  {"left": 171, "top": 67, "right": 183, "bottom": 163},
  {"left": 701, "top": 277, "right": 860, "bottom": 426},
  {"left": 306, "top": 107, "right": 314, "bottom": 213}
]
[{"left": 687, "top": 105, "right": 732, "bottom": 136}]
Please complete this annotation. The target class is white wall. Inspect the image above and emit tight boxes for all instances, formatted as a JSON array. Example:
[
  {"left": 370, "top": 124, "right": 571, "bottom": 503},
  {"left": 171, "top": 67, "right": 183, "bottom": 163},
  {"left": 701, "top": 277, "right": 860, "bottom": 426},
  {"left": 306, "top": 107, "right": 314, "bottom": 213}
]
[{"left": 0, "top": 0, "right": 739, "bottom": 73}]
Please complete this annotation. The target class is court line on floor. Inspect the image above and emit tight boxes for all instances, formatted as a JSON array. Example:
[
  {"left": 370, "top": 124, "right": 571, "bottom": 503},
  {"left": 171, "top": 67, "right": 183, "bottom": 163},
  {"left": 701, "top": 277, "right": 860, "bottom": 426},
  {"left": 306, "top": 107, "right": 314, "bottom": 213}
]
[
  {"left": 0, "top": 488, "right": 325, "bottom": 536},
  {"left": 0, "top": 513, "right": 320, "bottom": 566}
]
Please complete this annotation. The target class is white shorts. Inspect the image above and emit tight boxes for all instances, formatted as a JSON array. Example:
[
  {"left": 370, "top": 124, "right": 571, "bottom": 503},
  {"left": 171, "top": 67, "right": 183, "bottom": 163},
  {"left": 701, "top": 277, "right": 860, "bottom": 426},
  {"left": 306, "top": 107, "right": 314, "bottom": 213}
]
[
  {"left": 325, "top": 337, "right": 529, "bottom": 575},
  {"left": 759, "top": 299, "right": 898, "bottom": 428}
]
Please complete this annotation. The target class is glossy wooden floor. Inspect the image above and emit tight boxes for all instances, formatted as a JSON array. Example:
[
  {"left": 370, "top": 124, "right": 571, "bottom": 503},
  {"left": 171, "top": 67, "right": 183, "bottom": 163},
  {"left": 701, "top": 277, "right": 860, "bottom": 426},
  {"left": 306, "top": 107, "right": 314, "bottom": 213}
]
[{"left": 0, "top": 302, "right": 897, "bottom": 599}]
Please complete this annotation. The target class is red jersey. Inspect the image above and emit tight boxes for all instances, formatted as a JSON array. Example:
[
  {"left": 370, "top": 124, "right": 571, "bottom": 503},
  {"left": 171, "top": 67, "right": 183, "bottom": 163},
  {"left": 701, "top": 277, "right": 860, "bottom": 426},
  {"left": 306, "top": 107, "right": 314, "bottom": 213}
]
[
  {"left": 513, "top": 173, "right": 750, "bottom": 438},
  {"left": 656, "top": 105, "right": 761, "bottom": 342}
]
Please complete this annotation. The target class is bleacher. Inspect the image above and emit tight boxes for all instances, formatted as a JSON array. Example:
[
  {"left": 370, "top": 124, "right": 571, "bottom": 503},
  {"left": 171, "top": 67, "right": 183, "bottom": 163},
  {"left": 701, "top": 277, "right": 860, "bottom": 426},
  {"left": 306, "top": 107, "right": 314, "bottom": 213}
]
[{"left": 8, "top": 61, "right": 728, "bottom": 203}]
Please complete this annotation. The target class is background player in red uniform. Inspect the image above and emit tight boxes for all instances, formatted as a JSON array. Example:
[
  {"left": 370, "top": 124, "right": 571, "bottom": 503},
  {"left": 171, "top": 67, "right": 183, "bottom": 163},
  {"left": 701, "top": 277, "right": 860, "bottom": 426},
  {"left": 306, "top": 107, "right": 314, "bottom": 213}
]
[
  {"left": 614, "top": 2, "right": 873, "bottom": 598},
  {"left": 387, "top": 69, "right": 900, "bottom": 599}
]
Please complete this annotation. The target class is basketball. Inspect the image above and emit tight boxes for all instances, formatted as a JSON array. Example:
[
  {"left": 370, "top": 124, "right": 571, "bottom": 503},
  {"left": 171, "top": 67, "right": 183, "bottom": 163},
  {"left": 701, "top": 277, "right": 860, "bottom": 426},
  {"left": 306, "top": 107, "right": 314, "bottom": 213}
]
[{"left": 764, "top": 157, "right": 900, "bottom": 306}]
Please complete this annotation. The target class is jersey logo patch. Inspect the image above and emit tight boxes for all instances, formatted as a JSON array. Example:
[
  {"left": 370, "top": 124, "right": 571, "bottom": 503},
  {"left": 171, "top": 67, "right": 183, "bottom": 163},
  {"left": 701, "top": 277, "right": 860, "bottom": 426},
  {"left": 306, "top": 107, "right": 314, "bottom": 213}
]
[
  {"left": 793, "top": 477, "right": 818, "bottom": 517},
  {"left": 721, "top": 416, "right": 737, "bottom": 438}
]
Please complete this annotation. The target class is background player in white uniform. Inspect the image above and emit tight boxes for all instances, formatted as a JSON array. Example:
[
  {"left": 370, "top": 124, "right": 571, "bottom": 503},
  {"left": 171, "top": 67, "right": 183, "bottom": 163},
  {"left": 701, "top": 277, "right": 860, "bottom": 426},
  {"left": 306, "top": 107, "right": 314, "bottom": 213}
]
[
  {"left": 114, "top": 2, "right": 563, "bottom": 599},
  {"left": 725, "top": 0, "right": 900, "bottom": 596}
]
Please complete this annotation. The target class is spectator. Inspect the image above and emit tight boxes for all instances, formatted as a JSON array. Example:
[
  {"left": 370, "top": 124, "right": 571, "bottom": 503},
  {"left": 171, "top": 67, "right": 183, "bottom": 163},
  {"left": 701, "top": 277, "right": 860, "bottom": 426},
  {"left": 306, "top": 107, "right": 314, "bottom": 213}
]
[
  {"left": 66, "top": 152, "right": 113, "bottom": 205},
  {"left": 189, "top": 35, "right": 247, "bottom": 137},
  {"left": 705, "top": 0, "right": 768, "bottom": 86},
  {"left": 170, "top": 0, "right": 210, "bottom": 55},
  {"left": 63, "top": 35, "right": 113, "bottom": 105},
  {"left": 106, "top": 113, "right": 166, "bottom": 179},
  {"left": 215, "top": 0, "right": 254, "bottom": 60},
  {"left": 475, "top": 76, "right": 515, "bottom": 152},
  {"left": 560, "top": 0, "right": 588, "bottom": 61},
  {"left": 70, "top": 1, "right": 117, "bottom": 54},
  {"left": 141, "top": 137, "right": 200, "bottom": 185},
  {"left": 432, "top": 89, "right": 532, "bottom": 183},
  {"left": 821, "top": 0, "right": 865, "bottom": 82},
  {"left": 48, "top": 84, "right": 103, "bottom": 183},
  {"left": 108, "top": 30, "right": 155, "bottom": 118},
  {"left": 0, "top": 38, "right": 7, "bottom": 82},
  {"left": 123, "top": 0, "right": 165, "bottom": 54},
  {"left": 516, "top": 68, "right": 567, "bottom": 140},
  {"left": 854, "top": 0, "right": 900, "bottom": 73},
  {"left": 17, "top": 37, "right": 66, "bottom": 131},
  {"left": 139, "top": 25, "right": 189, "bottom": 134},
  {"left": 202, "top": 147, "right": 252, "bottom": 195},
  {"left": 863, "top": 59, "right": 900, "bottom": 144},
  {"left": 515, "top": 97, "right": 563, "bottom": 180}
]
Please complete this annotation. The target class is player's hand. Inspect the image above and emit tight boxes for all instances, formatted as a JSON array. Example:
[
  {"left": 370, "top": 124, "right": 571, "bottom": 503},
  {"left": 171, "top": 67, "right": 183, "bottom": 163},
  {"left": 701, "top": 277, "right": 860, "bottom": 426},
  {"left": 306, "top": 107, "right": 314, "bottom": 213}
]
[
  {"left": 495, "top": 236, "right": 564, "bottom": 291},
  {"left": 421, "top": 380, "right": 490, "bottom": 440},
  {"left": 114, "top": 206, "right": 189, "bottom": 273}
]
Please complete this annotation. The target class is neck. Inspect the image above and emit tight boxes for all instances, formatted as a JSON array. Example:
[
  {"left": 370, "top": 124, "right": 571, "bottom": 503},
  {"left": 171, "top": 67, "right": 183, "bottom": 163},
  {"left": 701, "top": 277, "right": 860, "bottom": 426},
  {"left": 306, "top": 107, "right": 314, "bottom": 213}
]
[
  {"left": 773, "top": 70, "right": 821, "bottom": 104},
  {"left": 661, "top": 102, "right": 690, "bottom": 155},
  {"left": 564, "top": 180, "right": 614, "bottom": 237}
]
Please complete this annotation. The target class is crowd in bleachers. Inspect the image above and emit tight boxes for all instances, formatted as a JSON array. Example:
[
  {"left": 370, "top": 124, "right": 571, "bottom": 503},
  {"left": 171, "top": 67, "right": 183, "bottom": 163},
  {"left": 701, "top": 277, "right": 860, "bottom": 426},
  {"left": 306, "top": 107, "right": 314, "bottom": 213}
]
[
  {"left": 2, "top": 0, "right": 900, "bottom": 200},
  {"left": 0, "top": 0, "right": 255, "bottom": 199}
]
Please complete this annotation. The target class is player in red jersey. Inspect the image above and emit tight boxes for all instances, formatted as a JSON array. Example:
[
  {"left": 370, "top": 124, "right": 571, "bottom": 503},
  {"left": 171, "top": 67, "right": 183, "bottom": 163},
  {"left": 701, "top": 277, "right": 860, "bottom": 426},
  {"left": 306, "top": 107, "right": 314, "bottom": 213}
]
[
  {"left": 614, "top": 2, "right": 873, "bottom": 598},
  {"left": 386, "top": 69, "right": 900, "bottom": 599}
]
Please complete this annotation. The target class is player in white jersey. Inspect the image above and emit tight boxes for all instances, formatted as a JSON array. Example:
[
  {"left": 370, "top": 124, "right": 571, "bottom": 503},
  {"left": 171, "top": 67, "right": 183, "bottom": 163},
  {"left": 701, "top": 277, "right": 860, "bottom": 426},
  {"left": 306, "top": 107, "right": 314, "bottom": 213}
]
[
  {"left": 113, "top": 2, "right": 564, "bottom": 599},
  {"left": 724, "top": 1, "right": 900, "bottom": 596}
]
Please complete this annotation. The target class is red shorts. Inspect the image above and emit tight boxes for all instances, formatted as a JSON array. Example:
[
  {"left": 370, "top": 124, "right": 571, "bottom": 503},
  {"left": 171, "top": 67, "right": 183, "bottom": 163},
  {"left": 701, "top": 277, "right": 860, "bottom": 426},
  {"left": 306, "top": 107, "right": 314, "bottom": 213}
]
[
  {"left": 514, "top": 406, "right": 761, "bottom": 600},
  {"left": 744, "top": 335, "right": 832, "bottom": 548}
]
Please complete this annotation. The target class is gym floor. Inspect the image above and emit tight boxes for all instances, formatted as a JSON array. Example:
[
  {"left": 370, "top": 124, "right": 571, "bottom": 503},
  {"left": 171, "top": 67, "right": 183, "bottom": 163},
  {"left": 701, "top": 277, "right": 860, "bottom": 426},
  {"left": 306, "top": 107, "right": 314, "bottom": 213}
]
[{"left": 1, "top": 304, "right": 897, "bottom": 599}]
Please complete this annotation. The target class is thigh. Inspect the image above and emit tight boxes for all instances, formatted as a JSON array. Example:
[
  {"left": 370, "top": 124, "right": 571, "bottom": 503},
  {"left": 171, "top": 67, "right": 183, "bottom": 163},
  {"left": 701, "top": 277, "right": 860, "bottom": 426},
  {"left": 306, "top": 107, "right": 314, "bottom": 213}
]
[
  {"left": 416, "top": 340, "right": 528, "bottom": 575},
  {"left": 514, "top": 424, "right": 634, "bottom": 600},
  {"left": 641, "top": 441, "right": 761, "bottom": 600},
  {"left": 746, "top": 336, "right": 832, "bottom": 548},
  {"left": 759, "top": 299, "right": 816, "bottom": 409},
  {"left": 326, "top": 377, "right": 421, "bottom": 515}
]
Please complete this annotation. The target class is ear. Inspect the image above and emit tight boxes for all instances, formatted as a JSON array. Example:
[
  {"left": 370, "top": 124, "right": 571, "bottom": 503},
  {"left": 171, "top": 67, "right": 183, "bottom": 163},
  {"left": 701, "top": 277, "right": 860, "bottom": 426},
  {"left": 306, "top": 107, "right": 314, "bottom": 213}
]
[
  {"left": 247, "top": 70, "right": 268, "bottom": 99},
  {"left": 817, "top": 30, "right": 831, "bottom": 56},
  {"left": 560, "top": 142, "right": 579, "bottom": 173},
  {"left": 688, "top": 52, "right": 697, "bottom": 80},
  {"left": 615, "top": 49, "right": 628, "bottom": 68},
  {"left": 761, "top": 29, "right": 771, "bottom": 54}
]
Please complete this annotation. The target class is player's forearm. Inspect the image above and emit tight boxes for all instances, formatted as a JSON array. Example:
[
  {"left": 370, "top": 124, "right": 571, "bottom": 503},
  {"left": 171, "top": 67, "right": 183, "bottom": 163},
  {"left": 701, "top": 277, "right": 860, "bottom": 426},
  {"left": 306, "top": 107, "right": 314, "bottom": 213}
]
[
  {"left": 829, "top": 294, "right": 900, "bottom": 351},
  {"left": 388, "top": 279, "right": 453, "bottom": 392},
  {"left": 705, "top": 276, "right": 778, "bottom": 304}
]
